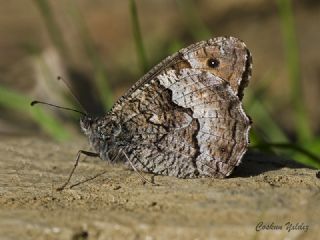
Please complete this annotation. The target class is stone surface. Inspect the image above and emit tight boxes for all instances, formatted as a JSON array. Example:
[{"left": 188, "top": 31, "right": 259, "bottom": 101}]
[{"left": 0, "top": 136, "right": 319, "bottom": 240}]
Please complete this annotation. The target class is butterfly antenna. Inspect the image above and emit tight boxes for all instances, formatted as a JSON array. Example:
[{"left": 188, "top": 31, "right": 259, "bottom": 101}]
[
  {"left": 30, "top": 100, "right": 86, "bottom": 116},
  {"left": 57, "top": 76, "right": 88, "bottom": 114}
]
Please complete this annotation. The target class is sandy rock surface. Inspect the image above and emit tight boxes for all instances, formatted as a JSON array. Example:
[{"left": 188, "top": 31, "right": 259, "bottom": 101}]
[{"left": 0, "top": 136, "right": 319, "bottom": 240}]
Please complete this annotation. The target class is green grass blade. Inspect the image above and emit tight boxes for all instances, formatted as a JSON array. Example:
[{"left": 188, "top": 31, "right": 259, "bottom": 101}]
[
  {"left": 0, "top": 85, "right": 69, "bottom": 141},
  {"left": 129, "top": 0, "right": 149, "bottom": 73},
  {"left": 176, "top": 0, "right": 211, "bottom": 40},
  {"left": 167, "top": 39, "right": 184, "bottom": 54},
  {"left": 252, "top": 142, "right": 320, "bottom": 168},
  {"left": 291, "top": 138, "right": 320, "bottom": 168},
  {"left": 29, "top": 107, "right": 70, "bottom": 141},
  {"left": 248, "top": 99, "right": 289, "bottom": 143},
  {"left": 244, "top": 71, "right": 289, "bottom": 144},
  {"left": 276, "top": 0, "right": 312, "bottom": 142},
  {"left": 94, "top": 63, "right": 114, "bottom": 110},
  {"left": 34, "top": 0, "right": 114, "bottom": 110},
  {"left": 66, "top": 0, "right": 114, "bottom": 110},
  {"left": 33, "top": 0, "right": 68, "bottom": 58}
]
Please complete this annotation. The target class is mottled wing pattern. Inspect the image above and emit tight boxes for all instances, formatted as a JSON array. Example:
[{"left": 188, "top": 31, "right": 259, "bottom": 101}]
[{"left": 110, "top": 37, "right": 252, "bottom": 178}]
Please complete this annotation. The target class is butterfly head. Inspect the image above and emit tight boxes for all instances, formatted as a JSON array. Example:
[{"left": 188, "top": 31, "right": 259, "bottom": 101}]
[
  {"left": 80, "top": 115, "right": 95, "bottom": 136},
  {"left": 80, "top": 114, "right": 122, "bottom": 141}
]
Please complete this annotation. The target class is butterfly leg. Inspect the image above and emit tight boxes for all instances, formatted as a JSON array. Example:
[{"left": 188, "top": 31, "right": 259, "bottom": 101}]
[
  {"left": 56, "top": 150, "right": 99, "bottom": 191},
  {"left": 62, "top": 149, "right": 126, "bottom": 190},
  {"left": 121, "top": 148, "right": 160, "bottom": 186}
]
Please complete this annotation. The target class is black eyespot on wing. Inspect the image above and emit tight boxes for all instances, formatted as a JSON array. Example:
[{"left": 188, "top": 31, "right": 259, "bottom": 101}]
[
  {"left": 207, "top": 58, "right": 220, "bottom": 68},
  {"left": 220, "top": 147, "right": 226, "bottom": 153}
]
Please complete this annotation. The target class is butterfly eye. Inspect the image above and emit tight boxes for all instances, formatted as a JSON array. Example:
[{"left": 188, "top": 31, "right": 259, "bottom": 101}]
[{"left": 207, "top": 58, "right": 220, "bottom": 68}]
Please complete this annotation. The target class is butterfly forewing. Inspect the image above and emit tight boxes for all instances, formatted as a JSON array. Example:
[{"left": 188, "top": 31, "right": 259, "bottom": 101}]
[{"left": 97, "top": 37, "right": 253, "bottom": 178}]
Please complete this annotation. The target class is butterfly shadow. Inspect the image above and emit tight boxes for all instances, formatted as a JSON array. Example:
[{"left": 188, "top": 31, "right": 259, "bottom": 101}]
[{"left": 230, "top": 151, "right": 313, "bottom": 178}]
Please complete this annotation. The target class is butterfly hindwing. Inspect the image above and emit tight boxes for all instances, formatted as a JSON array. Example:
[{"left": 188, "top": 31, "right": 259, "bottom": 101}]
[{"left": 83, "top": 37, "right": 252, "bottom": 178}]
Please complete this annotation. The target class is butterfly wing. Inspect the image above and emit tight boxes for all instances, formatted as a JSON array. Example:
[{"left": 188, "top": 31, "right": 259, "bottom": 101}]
[{"left": 110, "top": 37, "right": 252, "bottom": 178}]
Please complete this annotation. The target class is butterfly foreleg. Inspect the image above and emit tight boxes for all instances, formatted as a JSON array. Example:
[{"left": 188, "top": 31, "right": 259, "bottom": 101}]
[{"left": 56, "top": 150, "right": 99, "bottom": 191}]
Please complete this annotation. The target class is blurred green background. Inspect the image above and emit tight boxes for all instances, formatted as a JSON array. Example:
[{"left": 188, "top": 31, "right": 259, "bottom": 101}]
[{"left": 0, "top": 0, "right": 319, "bottom": 168}]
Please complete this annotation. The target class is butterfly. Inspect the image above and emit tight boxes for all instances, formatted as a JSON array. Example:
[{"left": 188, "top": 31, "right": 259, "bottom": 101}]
[
  {"left": 80, "top": 36, "right": 252, "bottom": 179},
  {"left": 32, "top": 36, "right": 252, "bottom": 189}
]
